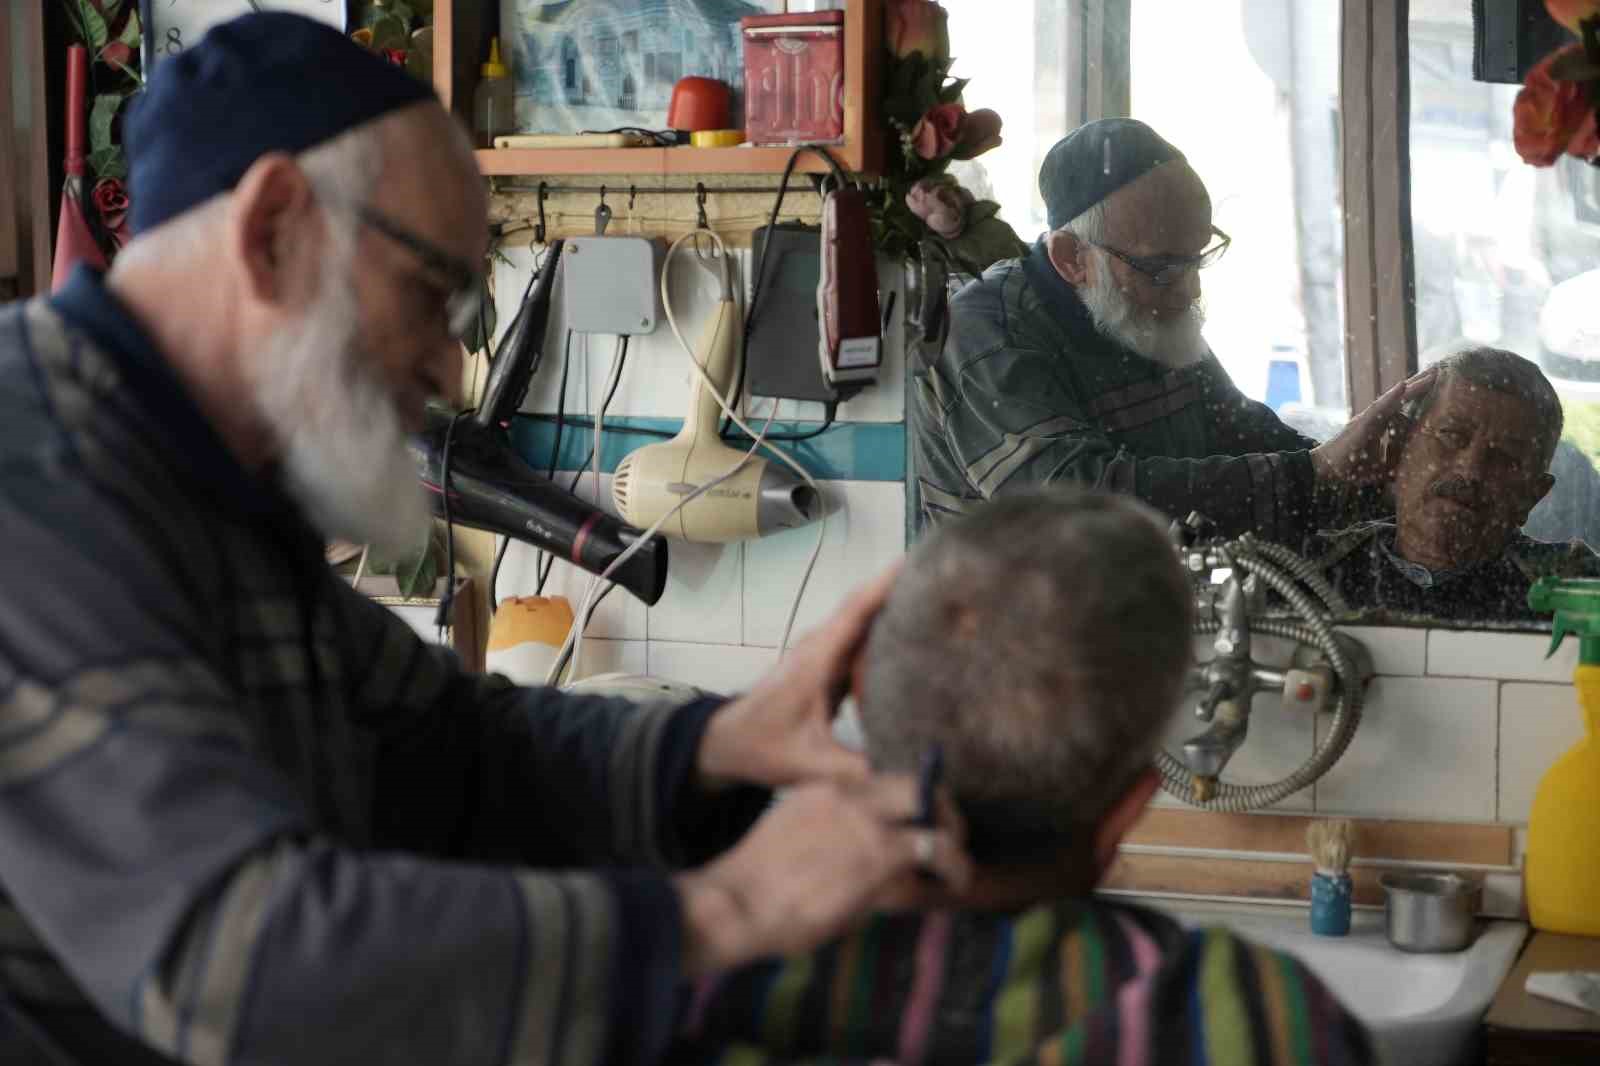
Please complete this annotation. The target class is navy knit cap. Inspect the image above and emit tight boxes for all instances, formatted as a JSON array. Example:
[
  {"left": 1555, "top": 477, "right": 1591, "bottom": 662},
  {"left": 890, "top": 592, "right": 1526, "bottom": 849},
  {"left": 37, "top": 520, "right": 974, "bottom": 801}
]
[
  {"left": 126, "top": 12, "right": 434, "bottom": 234},
  {"left": 1038, "top": 119, "right": 1184, "bottom": 231}
]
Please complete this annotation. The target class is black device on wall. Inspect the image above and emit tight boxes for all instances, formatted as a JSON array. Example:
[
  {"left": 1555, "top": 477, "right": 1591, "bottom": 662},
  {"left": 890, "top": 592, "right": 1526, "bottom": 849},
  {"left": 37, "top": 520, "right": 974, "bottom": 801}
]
[
  {"left": 746, "top": 222, "right": 836, "bottom": 404},
  {"left": 1473, "top": 0, "right": 1570, "bottom": 84}
]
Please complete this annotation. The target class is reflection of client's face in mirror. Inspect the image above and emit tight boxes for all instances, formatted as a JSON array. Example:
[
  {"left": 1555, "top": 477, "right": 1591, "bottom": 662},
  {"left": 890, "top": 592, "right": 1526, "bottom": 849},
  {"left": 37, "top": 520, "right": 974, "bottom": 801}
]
[{"left": 1393, "top": 374, "right": 1555, "bottom": 572}]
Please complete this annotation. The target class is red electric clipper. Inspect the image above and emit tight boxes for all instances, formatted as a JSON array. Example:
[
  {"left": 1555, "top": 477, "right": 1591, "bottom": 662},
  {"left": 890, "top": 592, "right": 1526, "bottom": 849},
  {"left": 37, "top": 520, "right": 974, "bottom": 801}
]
[{"left": 817, "top": 184, "right": 882, "bottom": 389}]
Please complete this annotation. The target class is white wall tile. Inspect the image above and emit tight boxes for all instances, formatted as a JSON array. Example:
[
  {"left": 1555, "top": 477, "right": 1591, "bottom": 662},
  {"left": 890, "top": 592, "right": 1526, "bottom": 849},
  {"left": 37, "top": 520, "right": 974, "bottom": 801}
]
[
  {"left": 1339, "top": 625, "right": 1427, "bottom": 677},
  {"left": 1499, "top": 682, "right": 1586, "bottom": 824},
  {"left": 568, "top": 639, "right": 648, "bottom": 682},
  {"left": 1154, "top": 690, "right": 1317, "bottom": 811},
  {"left": 647, "top": 641, "right": 779, "bottom": 696},
  {"left": 743, "top": 481, "right": 908, "bottom": 648},
  {"left": 648, "top": 541, "right": 744, "bottom": 645},
  {"left": 1313, "top": 677, "right": 1498, "bottom": 821},
  {"left": 1427, "top": 629, "right": 1571, "bottom": 682}
]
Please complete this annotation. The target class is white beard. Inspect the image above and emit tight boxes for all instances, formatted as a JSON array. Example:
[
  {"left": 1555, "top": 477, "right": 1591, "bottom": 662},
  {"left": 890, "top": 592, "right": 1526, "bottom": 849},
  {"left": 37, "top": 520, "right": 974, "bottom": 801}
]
[
  {"left": 253, "top": 269, "right": 432, "bottom": 557},
  {"left": 1079, "top": 250, "right": 1209, "bottom": 369}
]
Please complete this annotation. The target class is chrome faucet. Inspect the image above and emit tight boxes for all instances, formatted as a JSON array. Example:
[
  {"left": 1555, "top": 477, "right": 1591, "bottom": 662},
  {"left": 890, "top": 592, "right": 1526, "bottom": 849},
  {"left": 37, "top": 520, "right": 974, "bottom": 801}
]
[
  {"left": 1182, "top": 571, "right": 1289, "bottom": 801},
  {"left": 1165, "top": 514, "right": 1374, "bottom": 810}
]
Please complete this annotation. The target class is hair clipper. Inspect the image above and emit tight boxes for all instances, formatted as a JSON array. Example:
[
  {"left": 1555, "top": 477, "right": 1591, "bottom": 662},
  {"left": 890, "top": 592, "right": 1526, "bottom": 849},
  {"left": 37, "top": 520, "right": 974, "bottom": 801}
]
[{"left": 817, "top": 184, "right": 882, "bottom": 389}]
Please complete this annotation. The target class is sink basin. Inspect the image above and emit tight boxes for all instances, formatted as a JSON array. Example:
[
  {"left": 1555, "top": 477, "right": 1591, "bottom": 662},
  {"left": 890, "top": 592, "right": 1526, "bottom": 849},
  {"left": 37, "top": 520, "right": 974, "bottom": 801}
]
[{"left": 1141, "top": 898, "right": 1528, "bottom": 1066}]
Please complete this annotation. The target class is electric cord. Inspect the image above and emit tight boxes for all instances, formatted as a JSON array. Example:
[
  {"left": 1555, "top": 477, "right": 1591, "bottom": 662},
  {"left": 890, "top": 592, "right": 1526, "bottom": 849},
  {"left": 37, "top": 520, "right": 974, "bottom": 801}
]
[
  {"left": 490, "top": 535, "right": 509, "bottom": 613},
  {"left": 435, "top": 408, "right": 474, "bottom": 640},
  {"left": 534, "top": 329, "right": 578, "bottom": 596},
  {"left": 522, "top": 405, "right": 839, "bottom": 444},
  {"left": 725, "top": 144, "right": 854, "bottom": 442},
  {"left": 537, "top": 334, "right": 629, "bottom": 594},
  {"left": 549, "top": 399, "right": 782, "bottom": 687},
  {"left": 660, "top": 228, "right": 829, "bottom": 656}
]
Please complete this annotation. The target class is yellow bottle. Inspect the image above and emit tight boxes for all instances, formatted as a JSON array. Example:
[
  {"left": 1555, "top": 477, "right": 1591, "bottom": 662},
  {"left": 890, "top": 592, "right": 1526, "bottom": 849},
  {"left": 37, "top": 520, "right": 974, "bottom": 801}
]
[{"left": 1525, "top": 578, "right": 1600, "bottom": 936}]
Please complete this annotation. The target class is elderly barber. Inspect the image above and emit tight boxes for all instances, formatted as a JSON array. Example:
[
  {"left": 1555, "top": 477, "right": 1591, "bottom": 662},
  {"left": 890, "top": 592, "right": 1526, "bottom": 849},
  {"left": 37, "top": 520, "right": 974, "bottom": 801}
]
[
  {"left": 912, "top": 118, "right": 1432, "bottom": 540},
  {"left": 0, "top": 16, "right": 968, "bottom": 1066}
]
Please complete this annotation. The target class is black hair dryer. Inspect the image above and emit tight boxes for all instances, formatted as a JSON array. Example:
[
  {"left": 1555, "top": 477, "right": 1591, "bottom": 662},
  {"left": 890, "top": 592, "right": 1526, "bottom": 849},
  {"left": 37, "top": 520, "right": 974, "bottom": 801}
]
[{"left": 410, "top": 241, "right": 669, "bottom": 606}]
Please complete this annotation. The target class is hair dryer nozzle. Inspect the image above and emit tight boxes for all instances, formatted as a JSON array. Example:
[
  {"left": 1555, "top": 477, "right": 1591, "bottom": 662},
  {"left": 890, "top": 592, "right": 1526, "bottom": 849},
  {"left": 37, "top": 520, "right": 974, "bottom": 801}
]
[{"left": 413, "top": 412, "right": 668, "bottom": 606}]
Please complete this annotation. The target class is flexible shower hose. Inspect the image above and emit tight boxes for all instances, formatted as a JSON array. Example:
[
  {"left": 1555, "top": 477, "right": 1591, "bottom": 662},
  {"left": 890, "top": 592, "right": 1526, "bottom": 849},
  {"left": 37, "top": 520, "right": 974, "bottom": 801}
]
[{"left": 1155, "top": 535, "right": 1367, "bottom": 812}]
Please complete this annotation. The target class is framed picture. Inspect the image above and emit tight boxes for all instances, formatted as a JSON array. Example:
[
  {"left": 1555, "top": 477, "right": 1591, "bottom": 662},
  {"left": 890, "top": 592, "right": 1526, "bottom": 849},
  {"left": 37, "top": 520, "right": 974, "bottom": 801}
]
[{"left": 501, "top": 0, "right": 784, "bottom": 134}]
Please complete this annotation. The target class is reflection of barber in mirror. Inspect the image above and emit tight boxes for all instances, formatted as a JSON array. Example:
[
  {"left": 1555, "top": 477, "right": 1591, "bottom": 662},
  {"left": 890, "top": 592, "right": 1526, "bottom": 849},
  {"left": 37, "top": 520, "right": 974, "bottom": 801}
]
[
  {"left": 912, "top": 118, "right": 1433, "bottom": 542},
  {"left": 1312, "top": 347, "right": 1600, "bottom": 623}
]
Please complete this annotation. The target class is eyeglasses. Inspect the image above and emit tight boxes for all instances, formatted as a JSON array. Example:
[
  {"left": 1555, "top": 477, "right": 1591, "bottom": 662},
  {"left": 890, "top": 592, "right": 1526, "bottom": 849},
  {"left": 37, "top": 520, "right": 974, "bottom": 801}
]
[
  {"left": 355, "top": 206, "right": 483, "bottom": 340},
  {"left": 1090, "top": 225, "right": 1231, "bottom": 287}
]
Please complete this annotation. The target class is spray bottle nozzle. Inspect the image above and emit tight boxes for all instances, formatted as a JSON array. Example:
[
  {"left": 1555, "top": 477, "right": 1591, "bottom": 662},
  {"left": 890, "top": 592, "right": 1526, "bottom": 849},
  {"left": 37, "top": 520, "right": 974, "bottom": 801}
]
[{"left": 1528, "top": 577, "right": 1600, "bottom": 663}]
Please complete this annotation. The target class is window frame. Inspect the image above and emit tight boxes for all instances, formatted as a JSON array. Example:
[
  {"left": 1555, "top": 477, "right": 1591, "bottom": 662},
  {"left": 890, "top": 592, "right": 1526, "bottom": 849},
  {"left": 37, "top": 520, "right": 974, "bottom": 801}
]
[{"left": 1342, "top": 0, "right": 1419, "bottom": 411}]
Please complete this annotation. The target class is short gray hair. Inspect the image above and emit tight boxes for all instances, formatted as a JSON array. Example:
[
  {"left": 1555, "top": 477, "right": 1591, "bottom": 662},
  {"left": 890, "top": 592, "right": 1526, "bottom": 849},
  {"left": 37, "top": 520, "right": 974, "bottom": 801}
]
[
  {"left": 111, "top": 120, "right": 387, "bottom": 271},
  {"left": 858, "top": 490, "right": 1193, "bottom": 864},
  {"left": 1414, "top": 346, "right": 1563, "bottom": 468},
  {"left": 1060, "top": 199, "right": 1106, "bottom": 246}
]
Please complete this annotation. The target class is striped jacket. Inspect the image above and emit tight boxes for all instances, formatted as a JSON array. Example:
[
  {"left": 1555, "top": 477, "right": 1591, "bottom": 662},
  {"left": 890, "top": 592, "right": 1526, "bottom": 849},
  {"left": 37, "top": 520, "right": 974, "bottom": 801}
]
[
  {"left": 0, "top": 270, "right": 765, "bottom": 1066},
  {"left": 909, "top": 242, "right": 1320, "bottom": 539},
  {"left": 672, "top": 901, "right": 1372, "bottom": 1066}
]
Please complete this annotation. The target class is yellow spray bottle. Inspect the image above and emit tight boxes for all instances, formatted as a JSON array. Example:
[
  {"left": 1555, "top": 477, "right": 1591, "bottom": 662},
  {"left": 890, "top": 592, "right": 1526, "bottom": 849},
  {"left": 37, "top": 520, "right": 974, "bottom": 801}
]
[{"left": 1525, "top": 577, "right": 1600, "bottom": 936}]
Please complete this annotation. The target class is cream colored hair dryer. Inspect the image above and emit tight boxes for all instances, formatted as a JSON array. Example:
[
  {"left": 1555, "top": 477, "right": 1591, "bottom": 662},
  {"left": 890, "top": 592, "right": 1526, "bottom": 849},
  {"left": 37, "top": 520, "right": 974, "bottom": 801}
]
[{"left": 612, "top": 244, "right": 819, "bottom": 542}]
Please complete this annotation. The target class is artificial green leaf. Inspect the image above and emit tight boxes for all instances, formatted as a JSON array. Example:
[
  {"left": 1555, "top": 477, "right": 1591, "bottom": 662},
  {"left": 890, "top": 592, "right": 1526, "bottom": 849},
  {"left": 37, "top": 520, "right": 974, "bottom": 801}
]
[
  {"left": 88, "top": 145, "right": 127, "bottom": 180},
  {"left": 77, "top": 0, "right": 109, "bottom": 50},
  {"left": 939, "top": 77, "right": 970, "bottom": 104},
  {"left": 395, "top": 544, "right": 438, "bottom": 600},
  {"left": 370, "top": 13, "right": 410, "bottom": 51},
  {"left": 390, "top": 2, "right": 416, "bottom": 25},
  {"left": 88, "top": 92, "right": 124, "bottom": 153},
  {"left": 101, "top": 0, "right": 124, "bottom": 19},
  {"left": 118, "top": 6, "right": 141, "bottom": 48}
]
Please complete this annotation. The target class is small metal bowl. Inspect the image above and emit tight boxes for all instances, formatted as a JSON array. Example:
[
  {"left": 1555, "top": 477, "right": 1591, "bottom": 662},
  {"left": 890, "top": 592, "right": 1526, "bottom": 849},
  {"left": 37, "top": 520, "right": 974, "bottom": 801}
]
[{"left": 1379, "top": 872, "right": 1482, "bottom": 953}]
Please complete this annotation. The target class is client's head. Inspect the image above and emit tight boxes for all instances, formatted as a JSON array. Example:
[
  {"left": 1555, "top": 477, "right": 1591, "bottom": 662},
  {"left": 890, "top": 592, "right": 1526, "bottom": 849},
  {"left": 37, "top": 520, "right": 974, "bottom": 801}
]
[
  {"left": 857, "top": 490, "right": 1193, "bottom": 900},
  {"left": 1393, "top": 346, "right": 1559, "bottom": 571}
]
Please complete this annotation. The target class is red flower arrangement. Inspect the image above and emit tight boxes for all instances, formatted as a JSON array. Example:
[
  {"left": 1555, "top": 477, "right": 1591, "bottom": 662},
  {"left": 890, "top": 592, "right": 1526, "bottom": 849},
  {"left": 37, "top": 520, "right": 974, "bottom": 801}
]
[
  {"left": 1514, "top": 1, "right": 1600, "bottom": 166},
  {"left": 874, "top": 0, "right": 1026, "bottom": 272}
]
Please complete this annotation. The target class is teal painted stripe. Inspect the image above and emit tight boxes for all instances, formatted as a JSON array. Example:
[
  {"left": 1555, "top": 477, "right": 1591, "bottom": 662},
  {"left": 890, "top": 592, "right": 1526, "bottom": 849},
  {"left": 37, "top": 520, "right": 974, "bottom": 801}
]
[{"left": 509, "top": 415, "right": 907, "bottom": 482}]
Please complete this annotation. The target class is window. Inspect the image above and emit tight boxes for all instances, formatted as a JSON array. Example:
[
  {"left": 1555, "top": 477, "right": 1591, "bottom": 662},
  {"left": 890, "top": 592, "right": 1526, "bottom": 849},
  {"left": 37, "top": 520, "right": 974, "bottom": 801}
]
[
  {"left": 943, "top": 0, "right": 1348, "bottom": 416},
  {"left": 941, "top": 0, "right": 1072, "bottom": 243},
  {"left": 1131, "top": 0, "right": 1346, "bottom": 415},
  {"left": 1408, "top": 2, "right": 1600, "bottom": 546}
]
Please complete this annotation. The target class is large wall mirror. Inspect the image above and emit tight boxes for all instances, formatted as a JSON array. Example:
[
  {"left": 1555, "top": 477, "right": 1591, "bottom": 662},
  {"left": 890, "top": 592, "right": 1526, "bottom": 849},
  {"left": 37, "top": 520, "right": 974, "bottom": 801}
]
[{"left": 928, "top": 0, "right": 1598, "bottom": 631}]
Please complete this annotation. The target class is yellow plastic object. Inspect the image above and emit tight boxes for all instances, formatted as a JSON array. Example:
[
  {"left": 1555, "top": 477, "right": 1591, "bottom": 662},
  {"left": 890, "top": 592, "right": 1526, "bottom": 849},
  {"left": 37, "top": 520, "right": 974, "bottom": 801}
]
[
  {"left": 486, "top": 595, "right": 573, "bottom": 652},
  {"left": 482, "top": 36, "right": 509, "bottom": 80},
  {"left": 690, "top": 129, "right": 744, "bottom": 148},
  {"left": 1526, "top": 662, "right": 1600, "bottom": 934},
  {"left": 1525, "top": 576, "right": 1600, "bottom": 935}
]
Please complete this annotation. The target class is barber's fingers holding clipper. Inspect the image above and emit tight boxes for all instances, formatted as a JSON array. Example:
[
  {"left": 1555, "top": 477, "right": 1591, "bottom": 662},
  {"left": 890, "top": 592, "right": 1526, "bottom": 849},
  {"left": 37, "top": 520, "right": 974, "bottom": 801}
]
[
  {"left": 1310, "top": 368, "right": 1438, "bottom": 487},
  {"left": 676, "top": 773, "right": 971, "bottom": 978},
  {"left": 697, "top": 563, "right": 903, "bottom": 791}
]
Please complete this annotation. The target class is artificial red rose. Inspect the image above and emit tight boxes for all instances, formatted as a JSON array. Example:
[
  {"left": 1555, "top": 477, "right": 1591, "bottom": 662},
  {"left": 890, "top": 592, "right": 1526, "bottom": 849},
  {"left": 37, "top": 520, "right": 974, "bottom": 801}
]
[
  {"left": 887, "top": 0, "right": 949, "bottom": 61},
  {"left": 952, "top": 108, "right": 1003, "bottom": 160},
  {"left": 1513, "top": 46, "right": 1593, "bottom": 165},
  {"left": 382, "top": 48, "right": 408, "bottom": 67},
  {"left": 909, "top": 102, "right": 964, "bottom": 160},
  {"left": 92, "top": 177, "right": 128, "bottom": 216},
  {"left": 905, "top": 177, "right": 973, "bottom": 239},
  {"left": 1547, "top": 0, "right": 1600, "bottom": 34}
]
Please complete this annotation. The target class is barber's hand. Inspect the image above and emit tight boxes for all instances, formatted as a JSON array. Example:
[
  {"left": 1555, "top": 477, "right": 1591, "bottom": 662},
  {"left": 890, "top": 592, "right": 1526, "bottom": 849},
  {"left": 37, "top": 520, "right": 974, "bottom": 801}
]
[
  {"left": 675, "top": 774, "right": 972, "bottom": 977},
  {"left": 696, "top": 564, "right": 902, "bottom": 791},
  {"left": 1310, "top": 369, "right": 1438, "bottom": 487}
]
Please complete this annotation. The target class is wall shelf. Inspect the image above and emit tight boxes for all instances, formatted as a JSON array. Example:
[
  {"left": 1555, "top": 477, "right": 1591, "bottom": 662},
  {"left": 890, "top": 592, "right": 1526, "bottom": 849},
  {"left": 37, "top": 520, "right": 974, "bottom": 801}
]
[
  {"left": 436, "top": 0, "right": 883, "bottom": 178},
  {"left": 474, "top": 144, "right": 859, "bottom": 178}
]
